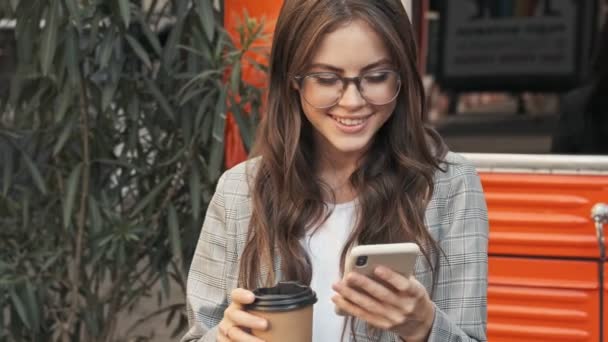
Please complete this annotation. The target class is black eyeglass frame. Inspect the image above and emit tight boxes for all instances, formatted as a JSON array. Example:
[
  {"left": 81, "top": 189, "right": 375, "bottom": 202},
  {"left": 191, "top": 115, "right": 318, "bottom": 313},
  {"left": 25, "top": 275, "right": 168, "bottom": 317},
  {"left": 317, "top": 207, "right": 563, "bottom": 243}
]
[{"left": 292, "top": 69, "right": 402, "bottom": 109}]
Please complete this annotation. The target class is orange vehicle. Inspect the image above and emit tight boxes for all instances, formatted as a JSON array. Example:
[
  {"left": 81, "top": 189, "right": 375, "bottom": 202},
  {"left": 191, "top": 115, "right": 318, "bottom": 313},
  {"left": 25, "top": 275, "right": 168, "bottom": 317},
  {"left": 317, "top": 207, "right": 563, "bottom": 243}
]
[{"left": 223, "top": 1, "right": 608, "bottom": 341}]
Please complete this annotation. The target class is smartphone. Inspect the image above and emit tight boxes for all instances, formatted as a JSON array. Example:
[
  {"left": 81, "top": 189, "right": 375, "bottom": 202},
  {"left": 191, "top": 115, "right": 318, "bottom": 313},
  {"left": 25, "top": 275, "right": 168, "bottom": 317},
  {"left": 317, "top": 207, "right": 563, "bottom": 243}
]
[
  {"left": 344, "top": 242, "right": 420, "bottom": 279},
  {"left": 335, "top": 243, "right": 420, "bottom": 316}
]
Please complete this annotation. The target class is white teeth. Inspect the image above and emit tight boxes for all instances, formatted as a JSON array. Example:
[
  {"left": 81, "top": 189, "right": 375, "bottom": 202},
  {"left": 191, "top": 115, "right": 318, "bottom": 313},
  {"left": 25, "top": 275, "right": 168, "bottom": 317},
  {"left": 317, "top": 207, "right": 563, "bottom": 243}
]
[{"left": 333, "top": 116, "right": 366, "bottom": 126}]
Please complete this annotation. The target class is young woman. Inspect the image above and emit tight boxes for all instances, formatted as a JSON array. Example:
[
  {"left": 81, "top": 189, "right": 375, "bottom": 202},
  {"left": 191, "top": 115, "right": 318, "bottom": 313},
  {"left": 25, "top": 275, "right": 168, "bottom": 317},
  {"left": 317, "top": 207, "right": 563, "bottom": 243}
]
[{"left": 182, "top": 0, "right": 488, "bottom": 341}]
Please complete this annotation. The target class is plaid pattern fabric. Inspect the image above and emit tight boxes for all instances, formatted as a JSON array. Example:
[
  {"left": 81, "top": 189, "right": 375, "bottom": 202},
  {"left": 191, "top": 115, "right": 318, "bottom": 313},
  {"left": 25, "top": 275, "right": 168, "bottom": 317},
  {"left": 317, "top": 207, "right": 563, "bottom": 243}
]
[{"left": 181, "top": 152, "right": 488, "bottom": 342}]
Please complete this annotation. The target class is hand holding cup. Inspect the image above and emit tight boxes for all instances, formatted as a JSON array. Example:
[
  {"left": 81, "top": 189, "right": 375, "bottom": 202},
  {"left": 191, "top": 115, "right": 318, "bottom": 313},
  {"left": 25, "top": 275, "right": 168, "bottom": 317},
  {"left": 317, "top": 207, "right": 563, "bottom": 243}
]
[{"left": 218, "top": 288, "right": 268, "bottom": 342}]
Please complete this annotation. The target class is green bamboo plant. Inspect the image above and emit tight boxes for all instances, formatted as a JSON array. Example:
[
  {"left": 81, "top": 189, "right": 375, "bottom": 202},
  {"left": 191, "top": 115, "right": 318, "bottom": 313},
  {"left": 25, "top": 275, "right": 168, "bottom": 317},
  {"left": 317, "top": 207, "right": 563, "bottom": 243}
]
[{"left": 0, "top": 0, "right": 266, "bottom": 341}]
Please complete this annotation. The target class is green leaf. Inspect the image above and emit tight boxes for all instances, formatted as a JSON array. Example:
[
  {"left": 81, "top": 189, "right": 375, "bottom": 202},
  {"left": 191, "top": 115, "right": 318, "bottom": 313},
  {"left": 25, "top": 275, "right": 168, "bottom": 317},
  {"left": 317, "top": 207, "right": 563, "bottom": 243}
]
[
  {"left": 126, "top": 34, "right": 152, "bottom": 69},
  {"left": 2, "top": 146, "right": 13, "bottom": 196},
  {"left": 24, "top": 283, "right": 40, "bottom": 332},
  {"left": 54, "top": 85, "right": 73, "bottom": 123},
  {"left": 101, "top": 79, "right": 119, "bottom": 112},
  {"left": 137, "top": 13, "right": 162, "bottom": 56},
  {"left": 20, "top": 151, "right": 48, "bottom": 195},
  {"left": 189, "top": 162, "right": 201, "bottom": 221},
  {"left": 99, "top": 30, "right": 115, "bottom": 69},
  {"left": 143, "top": 77, "right": 175, "bottom": 121},
  {"left": 196, "top": 0, "right": 215, "bottom": 42},
  {"left": 40, "top": 1, "right": 60, "bottom": 76},
  {"left": 230, "top": 61, "right": 241, "bottom": 94},
  {"left": 208, "top": 88, "right": 227, "bottom": 179},
  {"left": 195, "top": 89, "right": 217, "bottom": 131},
  {"left": 162, "top": 21, "right": 184, "bottom": 66},
  {"left": 65, "top": 28, "right": 80, "bottom": 86},
  {"left": 118, "top": 0, "right": 130, "bottom": 28},
  {"left": 229, "top": 98, "right": 253, "bottom": 150},
  {"left": 64, "top": 0, "right": 82, "bottom": 30},
  {"left": 63, "top": 163, "right": 82, "bottom": 229},
  {"left": 130, "top": 174, "right": 173, "bottom": 216},
  {"left": 168, "top": 204, "right": 182, "bottom": 262},
  {"left": 10, "top": 289, "right": 31, "bottom": 330},
  {"left": 52, "top": 119, "right": 74, "bottom": 156},
  {"left": 88, "top": 197, "right": 103, "bottom": 234}
]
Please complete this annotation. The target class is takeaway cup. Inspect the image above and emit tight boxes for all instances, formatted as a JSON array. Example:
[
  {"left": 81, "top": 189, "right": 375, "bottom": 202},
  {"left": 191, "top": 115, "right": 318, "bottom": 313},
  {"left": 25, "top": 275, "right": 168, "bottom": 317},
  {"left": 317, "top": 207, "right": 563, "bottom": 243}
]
[{"left": 245, "top": 281, "right": 317, "bottom": 342}]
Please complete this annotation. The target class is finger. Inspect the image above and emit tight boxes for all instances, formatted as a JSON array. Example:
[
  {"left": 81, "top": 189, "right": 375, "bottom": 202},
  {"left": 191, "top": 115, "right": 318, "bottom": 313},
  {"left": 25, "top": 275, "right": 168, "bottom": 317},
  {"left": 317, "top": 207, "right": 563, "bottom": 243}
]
[
  {"left": 374, "top": 266, "right": 419, "bottom": 296},
  {"left": 226, "top": 325, "right": 266, "bottom": 342},
  {"left": 333, "top": 280, "right": 403, "bottom": 323},
  {"left": 231, "top": 288, "right": 257, "bottom": 305},
  {"left": 226, "top": 308, "right": 268, "bottom": 331},
  {"left": 331, "top": 294, "right": 394, "bottom": 330},
  {"left": 217, "top": 333, "right": 229, "bottom": 342},
  {"left": 333, "top": 280, "right": 385, "bottom": 315},
  {"left": 343, "top": 272, "right": 402, "bottom": 306}
]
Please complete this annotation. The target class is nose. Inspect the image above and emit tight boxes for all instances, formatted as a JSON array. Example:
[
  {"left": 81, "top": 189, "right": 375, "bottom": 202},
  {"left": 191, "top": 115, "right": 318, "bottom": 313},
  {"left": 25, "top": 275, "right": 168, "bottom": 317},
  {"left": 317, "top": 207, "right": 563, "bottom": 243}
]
[{"left": 337, "top": 82, "right": 366, "bottom": 109}]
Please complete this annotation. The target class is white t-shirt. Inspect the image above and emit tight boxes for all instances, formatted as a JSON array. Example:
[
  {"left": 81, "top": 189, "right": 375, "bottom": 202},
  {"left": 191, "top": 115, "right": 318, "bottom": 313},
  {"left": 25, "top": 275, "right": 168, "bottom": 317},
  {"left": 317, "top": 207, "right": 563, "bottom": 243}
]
[{"left": 301, "top": 201, "right": 357, "bottom": 342}]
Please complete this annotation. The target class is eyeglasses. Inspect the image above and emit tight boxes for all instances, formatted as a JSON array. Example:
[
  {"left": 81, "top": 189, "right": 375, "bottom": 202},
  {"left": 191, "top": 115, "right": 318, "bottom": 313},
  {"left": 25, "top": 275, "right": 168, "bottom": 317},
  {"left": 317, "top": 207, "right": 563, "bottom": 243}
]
[{"left": 293, "top": 70, "right": 401, "bottom": 109}]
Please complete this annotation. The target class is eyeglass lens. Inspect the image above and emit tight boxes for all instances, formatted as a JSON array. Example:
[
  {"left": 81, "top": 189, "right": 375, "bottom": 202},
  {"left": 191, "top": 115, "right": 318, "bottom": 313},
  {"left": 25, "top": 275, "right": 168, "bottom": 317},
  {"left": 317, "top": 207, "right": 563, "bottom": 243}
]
[{"left": 299, "top": 70, "right": 400, "bottom": 108}]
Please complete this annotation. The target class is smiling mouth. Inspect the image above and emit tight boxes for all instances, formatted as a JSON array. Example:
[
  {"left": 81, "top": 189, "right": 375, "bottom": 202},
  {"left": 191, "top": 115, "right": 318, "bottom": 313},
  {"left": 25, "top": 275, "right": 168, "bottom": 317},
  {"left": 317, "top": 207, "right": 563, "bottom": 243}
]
[{"left": 330, "top": 115, "right": 371, "bottom": 127}]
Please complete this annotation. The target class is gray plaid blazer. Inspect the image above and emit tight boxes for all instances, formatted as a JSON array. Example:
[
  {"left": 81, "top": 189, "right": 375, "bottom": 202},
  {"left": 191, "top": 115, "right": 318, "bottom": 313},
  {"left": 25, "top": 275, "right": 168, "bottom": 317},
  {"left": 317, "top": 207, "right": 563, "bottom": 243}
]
[{"left": 182, "top": 152, "right": 488, "bottom": 342}]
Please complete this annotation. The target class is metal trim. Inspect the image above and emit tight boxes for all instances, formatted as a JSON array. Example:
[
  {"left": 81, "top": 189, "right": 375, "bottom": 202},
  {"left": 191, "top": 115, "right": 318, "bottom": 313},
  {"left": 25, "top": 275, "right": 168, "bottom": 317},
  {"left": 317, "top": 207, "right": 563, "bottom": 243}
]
[{"left": 462, "top": 153, "right": 608, "bottom": 175}]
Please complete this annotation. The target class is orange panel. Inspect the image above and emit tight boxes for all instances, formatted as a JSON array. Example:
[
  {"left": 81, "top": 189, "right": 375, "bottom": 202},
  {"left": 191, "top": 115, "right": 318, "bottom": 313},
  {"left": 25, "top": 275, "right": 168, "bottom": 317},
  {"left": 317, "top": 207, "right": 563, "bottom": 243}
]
[
  {"left": 489, "top": 257, "right": 600, "bottom": 342},
  {"left": 480, "top": 173, "right": 608, "bottom": 258},
  {"left": 605, "top": 263, "right": 608, "bottom": 342}
]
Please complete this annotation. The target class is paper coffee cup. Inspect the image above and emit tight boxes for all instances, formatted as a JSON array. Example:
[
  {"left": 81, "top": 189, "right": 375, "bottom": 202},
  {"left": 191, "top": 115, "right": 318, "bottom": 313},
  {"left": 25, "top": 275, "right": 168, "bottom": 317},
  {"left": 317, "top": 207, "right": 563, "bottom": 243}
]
[{"left": 245, "top": 281, "right": 317, "bottom": 342}]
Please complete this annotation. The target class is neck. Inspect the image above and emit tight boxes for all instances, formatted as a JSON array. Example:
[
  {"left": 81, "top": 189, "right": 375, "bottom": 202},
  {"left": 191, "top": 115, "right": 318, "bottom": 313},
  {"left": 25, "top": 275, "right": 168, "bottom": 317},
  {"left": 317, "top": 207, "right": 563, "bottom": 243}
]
[{"left": 316, "top": 148, "right": 362, "bottom": 204}]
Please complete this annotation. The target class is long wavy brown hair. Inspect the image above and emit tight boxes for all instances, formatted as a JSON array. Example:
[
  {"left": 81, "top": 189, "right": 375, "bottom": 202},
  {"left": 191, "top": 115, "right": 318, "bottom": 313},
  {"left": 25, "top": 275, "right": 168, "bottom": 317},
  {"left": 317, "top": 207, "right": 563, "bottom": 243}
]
[{"left": 239, "top": 0, "right": 448, "bottom": 301}]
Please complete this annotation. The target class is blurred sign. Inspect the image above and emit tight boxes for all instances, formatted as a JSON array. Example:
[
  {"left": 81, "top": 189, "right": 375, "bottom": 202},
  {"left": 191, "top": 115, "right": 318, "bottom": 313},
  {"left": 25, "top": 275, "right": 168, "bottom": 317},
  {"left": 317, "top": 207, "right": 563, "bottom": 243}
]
[{"left": 437, "top": 0, "right": 598, "bottom": 91}]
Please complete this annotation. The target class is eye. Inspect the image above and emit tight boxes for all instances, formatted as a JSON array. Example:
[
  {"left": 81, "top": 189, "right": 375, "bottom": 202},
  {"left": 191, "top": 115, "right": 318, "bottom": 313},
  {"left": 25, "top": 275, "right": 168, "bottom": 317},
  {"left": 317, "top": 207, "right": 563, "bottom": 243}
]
[
  {"left": 310, "top": 74, "right": 340, "bottom": 86},
  {"left": 363, "top": 71, "right": 391, "bottom": 83}
]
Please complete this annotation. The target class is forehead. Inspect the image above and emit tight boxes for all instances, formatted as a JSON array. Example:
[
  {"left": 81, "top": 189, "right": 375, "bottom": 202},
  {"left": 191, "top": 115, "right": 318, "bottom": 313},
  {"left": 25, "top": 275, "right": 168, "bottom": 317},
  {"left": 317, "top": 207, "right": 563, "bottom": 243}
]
[{"left": 310, "top": 19, "right": 391, "bottom": 70}]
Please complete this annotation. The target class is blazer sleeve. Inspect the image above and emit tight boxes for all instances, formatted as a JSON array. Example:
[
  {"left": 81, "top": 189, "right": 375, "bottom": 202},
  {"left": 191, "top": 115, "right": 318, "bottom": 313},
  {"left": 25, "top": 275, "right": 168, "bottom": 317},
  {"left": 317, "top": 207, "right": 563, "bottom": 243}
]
[
  {"left": 181, "top": 173, "right": 230, "bottom": 342},
  {"left": 427, "top": 161, "right": 489, "bottom": 342}
]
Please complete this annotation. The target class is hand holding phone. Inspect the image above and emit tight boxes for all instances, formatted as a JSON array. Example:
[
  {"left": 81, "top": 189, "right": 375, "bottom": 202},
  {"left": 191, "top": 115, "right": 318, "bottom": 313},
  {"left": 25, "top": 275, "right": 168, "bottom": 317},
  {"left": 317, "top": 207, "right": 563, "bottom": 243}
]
[{"left": 336, "top": 243, "right": 420, "bottom": 316}]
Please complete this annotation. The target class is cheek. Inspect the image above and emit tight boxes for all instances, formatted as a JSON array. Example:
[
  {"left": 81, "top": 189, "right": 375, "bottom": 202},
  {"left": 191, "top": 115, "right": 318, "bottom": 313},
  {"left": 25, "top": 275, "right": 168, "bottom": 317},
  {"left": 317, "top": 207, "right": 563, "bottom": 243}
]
[{"left": 300, "top": 96, "right": 324, "bottom": 122}]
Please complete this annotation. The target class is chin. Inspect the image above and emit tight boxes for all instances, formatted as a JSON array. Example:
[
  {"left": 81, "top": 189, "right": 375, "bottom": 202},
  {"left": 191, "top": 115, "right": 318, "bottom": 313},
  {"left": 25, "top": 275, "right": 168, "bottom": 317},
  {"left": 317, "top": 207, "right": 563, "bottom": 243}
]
[{"left": 330, "top": 138, "right": 373, "bottom": 155}]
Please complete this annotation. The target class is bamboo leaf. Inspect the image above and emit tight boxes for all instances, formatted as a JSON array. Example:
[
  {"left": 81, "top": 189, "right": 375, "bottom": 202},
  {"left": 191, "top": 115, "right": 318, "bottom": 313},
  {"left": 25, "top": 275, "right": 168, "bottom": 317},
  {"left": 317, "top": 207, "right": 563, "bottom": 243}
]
[
  {"left": 2, "top": 146, "right": 13, "bottom": 196},
  {"left": 24, "top": 283, "right": 40, "bottom": 332},
  {"left": 88, "top": 197, "right": 103, "bottom": 234},
  {"left": 20, "top": 151, "right": 48, "bottom": 195},
  {"left": 230, "top": 61, "right": 241, "bottom": 94},
  {"left": 54, "top": 85, "right": 73, "bottom": 123},
  {"left": 40, "top": 1, "right": 60, "bottom": 76},
  {"left": 137, "top": 13, "right": 162, "bottom": 56},
  {"left": 229, "top": 98, "right": 253, "bottom": 150},
  {"left": 101, "top": 79, "right": 119, "bottom": 112},
  {"left": 130, "top": 174, "right": 173, "bottom": 216},
  {"left": 65, "top": 28, "right": 80, "bottom": 86},
  {"left": 52, "top": 119, "right": 74, "bottom": 156},
  {"left": 196, "top": 0, "right": 215, "bottom": 42},
  {"left": 10, "top": 289, "right": 31, "bottom": 330},
  {"left": 168, "top": 204, "right": 182, "bottom": 263},
  {"left": 162, "top": 21, "right": 184, "bottom": 66},
  {"left": 64, "top": 0, "right": 82, "bottom": 30},
  {"left": 63, "top": 163, "right": 82, "bottom": 229},
  {"left": 143, "top": 77, "right": 175, "bottom": 121},
  {"left": 208, "top": 88, "right": 227, "bottom": 179},
  {"left": 118, "top": 0, "right": 130, "bottom": 28},
  {"left": 99, "top": 30, "right": 115, "bottom": 69},
  {"left": 189, "top": 162, "right": 201, "bottom": 221},
  {"left": 126, "top": 34, "right": 152, "bottom": 69}
]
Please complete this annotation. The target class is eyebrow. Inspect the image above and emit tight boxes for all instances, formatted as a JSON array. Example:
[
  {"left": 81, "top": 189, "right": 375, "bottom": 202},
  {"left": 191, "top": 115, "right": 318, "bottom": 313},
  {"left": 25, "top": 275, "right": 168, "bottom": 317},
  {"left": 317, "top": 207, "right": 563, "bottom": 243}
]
[{"left": 308, "top": 58, "right": 393, "bottom": 73}]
